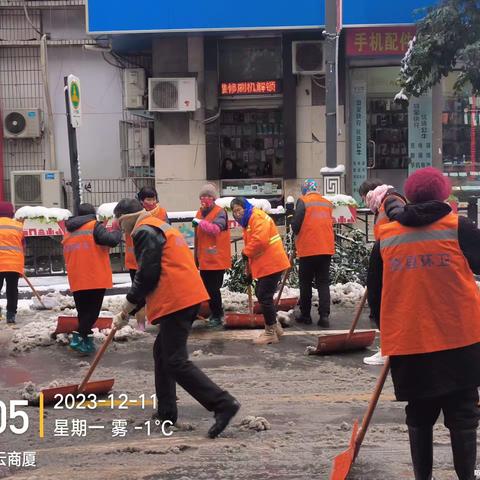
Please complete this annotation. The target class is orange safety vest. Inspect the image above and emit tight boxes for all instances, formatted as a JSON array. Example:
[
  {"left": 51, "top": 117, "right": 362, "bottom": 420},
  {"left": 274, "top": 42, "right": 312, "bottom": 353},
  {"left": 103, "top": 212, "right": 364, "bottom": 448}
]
[
  {"left": 0, "top": 218, "right": 24, "bottom": 274},
  {"left": 195, "top": 205, "right": 231, "bottom": 271},
  {"left": 243, "top": 208, "right": 290, "bottom": 280},
  {"left": 378, "top": 213, "right": 480, "bottom": 356},
  {"left": 132, "top": 216, "right": 209, "bottom": 322},
  {"left": 63, "top": 220, "right": 113, "bottom": 292},
  {"left": 124, "top": 205, "right": 168, "bottom": 271},
  {"left": 295, "top": 193, "right": 335, "bottom": 257},
  {"left": 374, "top": 194, "right": 406, "bottom": 240}
]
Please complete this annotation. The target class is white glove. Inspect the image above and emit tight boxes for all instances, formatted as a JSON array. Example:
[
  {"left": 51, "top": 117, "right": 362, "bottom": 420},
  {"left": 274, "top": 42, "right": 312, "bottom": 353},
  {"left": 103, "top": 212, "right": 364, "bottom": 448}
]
[
  {"left": 113, "top": 311, "right": 129, "bottom": 329},
  {"left": 121, "top": 299, "right": 137, "bottom": 316}
]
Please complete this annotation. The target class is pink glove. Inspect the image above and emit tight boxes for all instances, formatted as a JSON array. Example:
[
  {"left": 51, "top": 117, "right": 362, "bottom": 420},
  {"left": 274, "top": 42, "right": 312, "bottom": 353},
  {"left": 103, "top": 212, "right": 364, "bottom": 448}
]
[{"left": 199, "top": 220, "right": 221, "bottom": 236}]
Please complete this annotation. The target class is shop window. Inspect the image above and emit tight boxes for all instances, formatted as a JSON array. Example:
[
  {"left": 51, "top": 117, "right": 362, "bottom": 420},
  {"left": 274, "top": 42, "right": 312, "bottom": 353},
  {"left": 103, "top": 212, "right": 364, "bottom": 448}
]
[
  {"left": 367, "top": 98, "right": 409, "bottom": 169},
  {"left": 220, "top": 109, "right": 284, "bottom": 179},
  {"left": 219, "top": 38, "right": 282, "bottom": 82},
  {"left": 442, "top": 75, "right": 480, "bottom": 200}
]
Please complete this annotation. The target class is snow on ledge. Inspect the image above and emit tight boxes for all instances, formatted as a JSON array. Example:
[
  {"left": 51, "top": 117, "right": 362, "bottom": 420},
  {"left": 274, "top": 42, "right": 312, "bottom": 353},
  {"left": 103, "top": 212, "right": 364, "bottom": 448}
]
[
  {"left": 320, "top": 164, "right": 346, "bottom": 174},
  {"left": 97, "top": 202, "right": 118, "bottom": 220},
  {"left": 324, "top": 194, "right": 358, "bottom": 207},
  {"left": 15, "top": 206, "right": 72, "bottom": 222}
]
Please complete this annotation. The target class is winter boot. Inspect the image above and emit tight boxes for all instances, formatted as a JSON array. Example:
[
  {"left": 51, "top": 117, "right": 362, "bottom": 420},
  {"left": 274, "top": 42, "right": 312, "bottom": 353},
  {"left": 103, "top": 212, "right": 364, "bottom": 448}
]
[
  {"left": 317, "top": 315, "right": 330, "bottom": 328},
  {"left": 69, "top": 331, "right": 82, "bottom": 351},
  {"left": 77, "top": 335, "right": 96, "bottom": 355},
  {"left": 275, "top": 321, "right": 284, "bottom": 337},
  {"left": 295, "top": 312, "right": 312, "bottom": 325},
  {"left": 208, "top": 398, "right": 241, "bottom": 439},
  {"left": 6, "top": 312, "right": 15, "bottom": 324},
  {"left": 449, "top": 428, "right": 477, "bottom": 480},
  {"left": 253, "top": 324, "right": 279, "bottom": 345},
  {"left": 408, "top": 426, "right": 433, "bottom": 480},
  {"left": 207, "top": 315, "right": 223, "bottom": 329}
]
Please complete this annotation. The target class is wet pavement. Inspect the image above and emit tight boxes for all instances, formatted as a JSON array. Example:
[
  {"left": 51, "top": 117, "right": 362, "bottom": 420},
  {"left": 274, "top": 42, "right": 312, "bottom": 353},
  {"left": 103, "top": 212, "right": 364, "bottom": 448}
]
[{"left": 0, "top": 304, "right": 466, "bottom": 479}]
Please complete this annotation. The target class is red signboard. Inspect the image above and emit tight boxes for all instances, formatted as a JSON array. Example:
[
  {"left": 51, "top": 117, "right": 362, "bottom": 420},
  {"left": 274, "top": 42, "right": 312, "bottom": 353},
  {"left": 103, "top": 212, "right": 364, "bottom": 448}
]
[
  {"left": 220, "top": 80, "right": 280, "bottom": 96},
  {"left": 346, "top": 26, "right": 415, "bottom": 57}
]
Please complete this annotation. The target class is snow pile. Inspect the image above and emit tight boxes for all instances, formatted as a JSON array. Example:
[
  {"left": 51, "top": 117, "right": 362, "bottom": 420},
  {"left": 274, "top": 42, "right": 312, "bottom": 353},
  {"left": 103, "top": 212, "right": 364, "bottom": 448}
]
[
  {"left": 394, "top": 88, "right": 409, "bottom": 103},
  {"left": 221, "top": 288, "right": 249, "bottom": 312},
  {"left": 30, "top": 292, "right": 75, "bottom": 312},
  {"left": 330, "top": 282, "right": 365, "bottom": 306},
  {"left": 237, "top": 416, "right": 271, "bottom": 432},
  {"left": 20, "top": 380, "right": 61, "bottom": 404},
  {"left": 324, "top": 194, "right": 358, "bottom": 207},
  {"left": 268, "top": 206, "right": 285, "bottom": 215},
  {"left": 320, "top": 164, "right": 346, "bottom": 174},
  {"left": 9, "top": 318, "right": 58, "bottom": 353},
  {"left": 97, "top": 202, "right": 118, "bottom": 220},
  {"left": 277, "top": 310, "right": 294, "bottom": 327},
  {"left": 165, "top": 211, "right": 197, "bottom": 220},
  {"left": 15, "top": 206, "right": 72, "bottom": 222}
]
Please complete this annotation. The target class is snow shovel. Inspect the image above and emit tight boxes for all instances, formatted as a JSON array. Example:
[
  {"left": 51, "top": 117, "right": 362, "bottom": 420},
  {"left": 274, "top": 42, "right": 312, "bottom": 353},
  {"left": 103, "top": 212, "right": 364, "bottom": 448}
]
[
  {"left": 329, "top": 358, "right": 390, "bottom": 480},
  {"left": 224, "top": 284, "right": 265, "bottom": 328},
  {"left": 22, "top": 274, "right": 48, "bottom": 310},
  {"left": 312, "top": 289, "right": 376, "bottom": 355},
  {"left": 41, "top": 327, "right": 117, "bottom": 406},
  {"left": 225, "top": 255, "right": 295, "bottom": 329},
  {"left": 53, "top": 316, "right": 113, "bottom": 335}
]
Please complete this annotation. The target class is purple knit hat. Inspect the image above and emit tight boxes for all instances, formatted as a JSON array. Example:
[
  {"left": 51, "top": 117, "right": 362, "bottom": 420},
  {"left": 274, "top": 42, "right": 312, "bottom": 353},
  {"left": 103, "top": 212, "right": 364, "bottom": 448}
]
[
  {"left": 0, "top": 202, "right": 14, "bottom": 218},
  {"left": 404, "top": 167, "right": 451, "bottom": 203}
]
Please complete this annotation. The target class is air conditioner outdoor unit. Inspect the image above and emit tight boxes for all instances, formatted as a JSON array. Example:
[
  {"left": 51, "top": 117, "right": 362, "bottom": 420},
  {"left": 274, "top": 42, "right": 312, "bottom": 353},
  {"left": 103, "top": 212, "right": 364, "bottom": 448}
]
[
  {"left": 292, "top": 41, "right": 325, "bottom": 75},
  {"left": 148, "top": 77, "right": 197, "bottom": 112},
  {"left": 3, "top": 109, "right": 42, "bottom": 139},
  {"left": 11, "top": 170, "right": 64, "bottom": 208}
]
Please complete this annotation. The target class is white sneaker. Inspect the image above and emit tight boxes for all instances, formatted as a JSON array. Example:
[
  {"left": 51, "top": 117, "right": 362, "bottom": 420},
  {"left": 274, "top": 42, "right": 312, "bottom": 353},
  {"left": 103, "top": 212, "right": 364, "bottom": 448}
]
[{"left": 363, "top": 350, "right": 387, "bottom": 365}]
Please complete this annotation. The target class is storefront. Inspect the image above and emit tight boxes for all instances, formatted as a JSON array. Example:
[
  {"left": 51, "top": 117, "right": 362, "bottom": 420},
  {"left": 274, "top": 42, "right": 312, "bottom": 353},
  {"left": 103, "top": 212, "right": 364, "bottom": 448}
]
[{"left": 345, "top": 26, "right": 434, "bottom": 199}]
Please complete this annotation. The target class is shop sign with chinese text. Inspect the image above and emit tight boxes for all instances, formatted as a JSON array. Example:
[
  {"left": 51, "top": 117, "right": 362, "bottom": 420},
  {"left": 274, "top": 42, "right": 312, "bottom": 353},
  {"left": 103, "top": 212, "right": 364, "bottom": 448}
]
[
  {"left": 346, "top": 27, "right": 415, "bottom": 57},
  {"left": 220, "top": 81, "right": 281, "bottom": 96}
]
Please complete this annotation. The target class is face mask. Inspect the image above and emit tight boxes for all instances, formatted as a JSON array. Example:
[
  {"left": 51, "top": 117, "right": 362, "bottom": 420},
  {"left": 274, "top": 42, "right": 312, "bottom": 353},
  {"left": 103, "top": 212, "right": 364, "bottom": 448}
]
[{"left": 200, "top": 196, "right": 214, "bottom": 209}]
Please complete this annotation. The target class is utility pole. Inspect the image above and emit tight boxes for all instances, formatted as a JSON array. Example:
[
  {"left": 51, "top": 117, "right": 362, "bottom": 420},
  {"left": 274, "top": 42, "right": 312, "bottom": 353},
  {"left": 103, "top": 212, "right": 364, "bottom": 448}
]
[{"left": 324, "top": 0, "right": 339, "bottom": 168}]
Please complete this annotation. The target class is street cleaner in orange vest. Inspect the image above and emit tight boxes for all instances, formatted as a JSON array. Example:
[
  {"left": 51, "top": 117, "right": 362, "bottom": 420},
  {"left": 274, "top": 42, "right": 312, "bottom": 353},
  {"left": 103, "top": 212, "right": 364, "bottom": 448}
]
[
  {"left": 0, "top": 202, "right": 24, "bottom": 324},
  {"left": 359, "top": 178, "right": 406, "bottom": 240},
  {"left": 367, "top": 167, "right": 480, "bottom": 480},
  {"left": 112, "top": 198, "right": 240, "bottom": 438},
  {"left": 63, "top": 203, "right": 121, "bottom": 355},
  {"left": 124, "top": 186, "right": 169, "bottom": 331},
  {"left": 231, "top": 197, "right": 290, "bottom": 345},
  {"left": 193, "top": 184, "right": 231, "bottom": 328},
  {"left": 291, "top": 179, "right": 334, "bottom": 327}
]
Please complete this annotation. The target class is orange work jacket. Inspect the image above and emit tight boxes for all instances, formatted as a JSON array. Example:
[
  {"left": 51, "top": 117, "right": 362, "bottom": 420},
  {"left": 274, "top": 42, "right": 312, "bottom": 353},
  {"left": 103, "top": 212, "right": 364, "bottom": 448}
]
[
  {"left": 378, "top": 213, "right": 480, "bottom": 356},
  {"left": 195, "top": 205, "right": 231, "bottom": 271},
  {"left": 132, "top": 216, "right": 209, "bottom": 322},
  {"left": 0, "top": 217, "right": 24, "bottom": 274},
  {"left": 243, "top": 208, "right": 290, "bottom": 280},
  {"left": 63, "top": 220, "right": 113, "bottom": 292},
  {"left": 295, "top": 193, "right": 335, "bottom": 257}
]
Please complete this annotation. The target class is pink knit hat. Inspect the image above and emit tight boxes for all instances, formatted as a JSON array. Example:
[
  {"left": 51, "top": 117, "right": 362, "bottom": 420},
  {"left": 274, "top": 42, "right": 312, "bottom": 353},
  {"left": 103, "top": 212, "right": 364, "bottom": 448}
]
[{"left": 404, "top": 167, "right": 451, "bottom": 203}]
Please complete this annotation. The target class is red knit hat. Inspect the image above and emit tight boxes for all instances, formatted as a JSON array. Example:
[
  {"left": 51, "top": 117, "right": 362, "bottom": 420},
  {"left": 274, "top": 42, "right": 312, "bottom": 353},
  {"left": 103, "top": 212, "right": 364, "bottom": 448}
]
[
  {"left": 0, "top": 201, "right": 14, "bottom": 218},
  {"left": 404, "top": 167, "right": 451, "bottom": 203}
]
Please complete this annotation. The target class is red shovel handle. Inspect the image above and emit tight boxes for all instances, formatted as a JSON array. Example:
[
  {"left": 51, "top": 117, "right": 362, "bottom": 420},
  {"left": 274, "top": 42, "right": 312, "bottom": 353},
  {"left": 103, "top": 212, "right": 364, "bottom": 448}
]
[
  {"left": 346, "top": 288, "right": 368, "bottom": 340},
  {"left": 353, "top": 357, "right": 390, "bottom": 459},
  {"left": 77, "top": 327, "right": 117, "bottom": 393}
]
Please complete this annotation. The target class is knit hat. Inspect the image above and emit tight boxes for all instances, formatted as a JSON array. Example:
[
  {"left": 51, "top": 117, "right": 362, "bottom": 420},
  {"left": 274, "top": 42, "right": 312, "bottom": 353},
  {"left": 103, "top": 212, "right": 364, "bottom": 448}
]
[
  {"left": 199, "top": 183, "right": 218, "bottom": 199},
  {"left": 301, "top": 179, "right": 318, "bottom": 195},
  {"left": 0, "top": 201, "right": 14, "bottom": 218},
  {"left": 404, "top": 167, "right": 451, "bottom": 203},
  {"left": 365, "top": 184, "right": 393, "bottom": 213}
]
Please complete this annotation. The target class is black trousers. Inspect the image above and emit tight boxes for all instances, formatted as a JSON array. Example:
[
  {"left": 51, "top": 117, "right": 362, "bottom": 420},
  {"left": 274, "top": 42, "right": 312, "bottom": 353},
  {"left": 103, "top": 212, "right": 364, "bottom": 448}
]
[
  {"left": 73, "top": 289, "right": 106, "bottom": 338},
  {"left": 406, "top": 387, "right": 480, "bottom": 430},
  {"left": 255, "top": 271, "right": 283, "bottom": 326},
  {"left": 200, "top": 270, "right": 225, "bottom": 317},
  {"left": 299, "top": 255, "right": 331, "bottom": 318},
  {"left": 153, "top": 304, "right": 232, "bottom": 422},
  {"left": 0, "top": 272, "right": 19, "bottom": 314}
]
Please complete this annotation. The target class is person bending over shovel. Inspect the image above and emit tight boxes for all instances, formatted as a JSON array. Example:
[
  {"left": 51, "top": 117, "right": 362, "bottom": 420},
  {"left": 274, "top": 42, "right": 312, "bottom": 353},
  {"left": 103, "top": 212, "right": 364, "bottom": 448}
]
[
  {"left": 113, "top": 198, "right": 240, "bottom": 438},
  {"left": 63, "top": 203, "right": 122, "bottom": 355},
  {"left": 230, "top": 197, "right": 290, "bottom": 345},
  {"left": 367, "top": 167, "right": 480, "bottom": 480}
]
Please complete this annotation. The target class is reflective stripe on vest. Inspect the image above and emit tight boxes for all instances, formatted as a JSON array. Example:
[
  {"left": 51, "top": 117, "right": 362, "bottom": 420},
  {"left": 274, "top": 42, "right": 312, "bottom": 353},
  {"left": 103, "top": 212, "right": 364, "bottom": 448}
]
[
  {"left": 304, "top": 201, "right": 332, "bottom": 208},
  {"left": 269, "top": 234, "right": 281, "bottom": 245},
  {"left": 0, "top": 225, "right": 23, "bottom": 232},
  {"left": 380, "top": 229, "right": 458, "bottom": 249},
  {"left": 0, "top": 246, "right": 23, "bottom": 252},
  {"left": 68, "top": 229, "right": 94, "bottom": 237}
]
